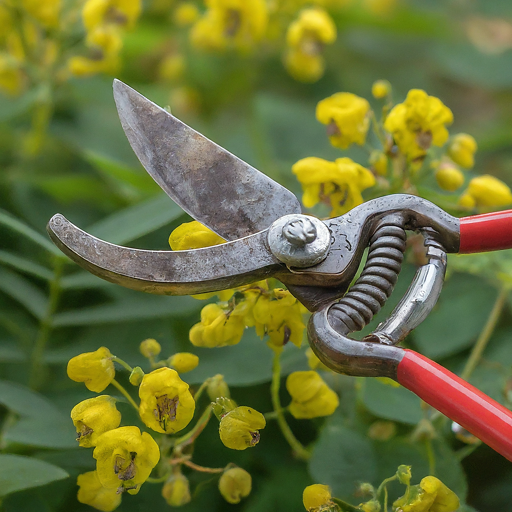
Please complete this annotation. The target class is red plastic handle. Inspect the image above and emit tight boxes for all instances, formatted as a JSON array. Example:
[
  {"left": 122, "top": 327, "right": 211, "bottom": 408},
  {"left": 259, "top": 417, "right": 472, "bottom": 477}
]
[
  {"left": 459, "top": 210, "right": 512, "bottom": 253},
  {"left": 397, "top": 349, "right": 512, "bottom": 461}
]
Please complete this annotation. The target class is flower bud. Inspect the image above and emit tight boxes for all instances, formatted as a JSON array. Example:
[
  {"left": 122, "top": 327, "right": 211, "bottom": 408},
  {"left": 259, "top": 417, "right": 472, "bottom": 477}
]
[
  {"left": 458, "top": 192, "right": 475, "bottom": 209},
  {"left": 173, "top": 2, "right": 200, "bottom": 26},
  {"left": 139, "top": 338, "right": 161, "bottom": 358},
  {"left": 207, "top": 374, "right": 230, "bottom": 401},
  {"left": 448, "top": 133, "right": 477, "bottom": 168},
  {"left": 372, "top": 79, "right": 391, "bottom": 99},
  {"left": 435, "top": 163, "right": 464, "bottom": 191},
  {"left": 303, "top": 484, "right": 332, "bottom": 511},
  {"left": 168, "top": 352, "right": 199, "bottom": 373},
  {"left": 162, "top": 473, "right": 191, "bottom": 507},
  {"left": 397, "top": 465, "right": 412, "bottom": 485},
  {"left": 359, "top": 500, "right": 381, "bottom": 512},
  {"left": 212, "top": 397, "right": 237, "bottom": 420},
  {"left": 219, "top": 406, "right": 266, "bottom": 450},
  {"left": 369, "top": 150, "right": 388, "bottom": 176},
  {"left": 466, "top": 175, "right": 512, "bottom": 208},
  {"left": 218, "top": 467, "right": 252, "bottom": 504},
  {"left": 129, "top": 367, "right": 145, "bottom": 386}
]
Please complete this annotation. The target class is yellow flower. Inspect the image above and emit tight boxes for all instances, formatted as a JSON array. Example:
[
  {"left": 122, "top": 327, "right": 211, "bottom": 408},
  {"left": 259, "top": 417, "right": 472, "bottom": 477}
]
[
  {"left": 82, "top": 0, "right": 142, "bottom": 32},
  {"left": 168, "top": 352, "right": 199, "bottom": 373},
  {"left": 174, "top": 2, "right": 200, "bottom": 26},
  {"left": 372, "top": 79, "right": 391, "bottom": 99},
  {"left": 462, "top": 175, "right": 512, "bottom": 209},
  {"left": 303, "top": 484, "right": 332, "bottom": 511},
  {"left": 77, "top": 471, "right": 122, "bottom": 512},
  {"left": 219, "top": 467, "right": 252, "bottom": 504},
  {"left": 286, "top": 371, "right": 339, "bottom": 419},
  {"left": 189, "top": 303, "right": 246, "bottom": 347},
  {"left": 284, "top": 8, "right": 336, "bottom": 83},
  {"left": 169, "top": 220, "right": 225, "bottom": 251},
  {"left": 435, "top": 163, "right": 464, "bottom": 192},
  {"left": 252, "top": 289, "right": 305, "bottom": 351},
  {"left": 458, "top": 193, "right": 475, "bottom": 209},
  {"left": 190, "top": 0, "right": 268, "bottom": 51},
  {"left": 139, "top": 338, "right": 161, "bottom": 358},
  {"left": 93, "top": 426, "right": 160, "bottom": 495},
  {"left": 393, "top": 476, "right": 459, "bottom": 512},
  {"left": 0, "top": 55, "right": 23, "bottom": 97},
  {"left": 219, "top": 406, "right": 266, "bottom": 450},
  {"left": 448, "top": 133, "right": 477, "bottom": 169},
  {"left": 207, "top": 374, "right": 231, "bottom": 400},
  {"left": 67, "top": 347, "right": 115, "bottom": 392},
  {"left": 71, "top": 396, "right": 121, "bottom": 448},
  {"left": 306, "top": 347, "right": 331, "bottom": 372},
  {"left": 22, "top": 0, "right": 61, "bottom": 28},
  {"left": 292, "top": 156, "right": 376, "bottom": 216},
  {"left": 384, "top": 89, "right": 453, "bottom": 161},
  {"left": 139, "top": 368, "right": 195, "bottom": 434},
  {"left": 316, "top": 92, "right": 370, "bottom": 149},
  {"left": 162, "top": 473, "right": 191, "bottom": 507},
  {"left": 360, "top": 500, "right": 381, "bottom": 512},
  {"left": 159, "top": 54, "right": 185, "bottom": 82},
  {"left": 68, "top": 27, "right": 122, "bottom": 77},
  {"left": 363, "top": 0, "right": 397, "bottom": 15}
]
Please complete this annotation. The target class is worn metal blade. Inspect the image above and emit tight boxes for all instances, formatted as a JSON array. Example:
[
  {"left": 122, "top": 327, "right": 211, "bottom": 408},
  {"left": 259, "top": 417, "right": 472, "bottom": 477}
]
[
  {"left": 47, "top": 214, "right": 281, "bottom": 295},
  {"left": 113, "top": 79, "right": 301, "bottom": 241}
]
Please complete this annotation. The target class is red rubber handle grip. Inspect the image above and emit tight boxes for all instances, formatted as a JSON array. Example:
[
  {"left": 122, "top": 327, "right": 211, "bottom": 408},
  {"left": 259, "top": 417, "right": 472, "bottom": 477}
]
[
  {"left": 397, "top": 349, "right": 512, "bottom": 461},
  {"left": 460, "top": 210, "right": 512, "bottom": 253}
]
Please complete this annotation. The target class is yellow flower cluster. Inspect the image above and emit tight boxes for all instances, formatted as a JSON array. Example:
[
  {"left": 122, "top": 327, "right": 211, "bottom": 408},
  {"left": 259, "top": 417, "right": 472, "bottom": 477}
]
[
  {"left": 284, "top": 8, "right": 337, "bottom": 83},
  {"left": 286, "top": 371, "right": 339, "bottom": 419},
  {"left": 191, "top": 0, "right": 268, "bottom": 52},
  {"left": 69, "top": 0, "right": 142, "bottom": 76},
  {"left": 292, "top": 156, "right": 376, "bottom": 216},
  {"left": 384, "top": 89, "right": 453, "bottom": 162}
]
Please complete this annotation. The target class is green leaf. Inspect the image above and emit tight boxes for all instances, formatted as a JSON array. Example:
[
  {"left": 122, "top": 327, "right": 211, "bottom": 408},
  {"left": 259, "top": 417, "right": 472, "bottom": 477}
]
[
  {"left": 0, "top": 341, "right": 26, "bottom": 362},
  {"left": 0, "top": 209, "right": 61, "bottom": 256},
  {"left": 86, "top": 193, "right": 184, "bottom": 245},
  {"left": 0, "top": 455, "right": 68, "bottom": 497},
  {"left": 0, "top": 250, "right": 53, "bottom": 281},
  {"left": 309, "top": 412, "right": 377, "bottom": 500},
  {"left": 413, "top": 272, "right": 497, "bottom": 359},
  {"left": 60, "top": 271, "right": 112, "bottom": 290},
  {"left": 0, "top": 267, "right": 47, "bottom": 320},
  {"left": 361, "top": 378, "right": 423, "bottom": 425},
  {"left": 0, "top": 380, "right": 77, "bottom": 449},
  {"left": 184, "top": 329, "right": 308, "bottom": 386},
  {"left": 52, "top": 291, "right": 199, "bottom": 327}
]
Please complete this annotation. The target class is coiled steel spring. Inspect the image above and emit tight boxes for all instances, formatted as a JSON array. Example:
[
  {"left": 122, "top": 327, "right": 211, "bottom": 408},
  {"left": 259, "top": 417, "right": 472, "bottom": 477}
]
[{"left": 328, "top": 217, "right": 407, "bottom": 335}]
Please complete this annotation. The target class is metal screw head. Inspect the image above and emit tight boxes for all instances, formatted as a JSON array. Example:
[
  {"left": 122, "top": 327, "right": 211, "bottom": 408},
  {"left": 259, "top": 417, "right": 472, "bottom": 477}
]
[
  {"left": 282, "top": 218, "right": 317, "bottom": 247},
  {"left": 267, "top": 214, "right": 330, "bottom": 268}
]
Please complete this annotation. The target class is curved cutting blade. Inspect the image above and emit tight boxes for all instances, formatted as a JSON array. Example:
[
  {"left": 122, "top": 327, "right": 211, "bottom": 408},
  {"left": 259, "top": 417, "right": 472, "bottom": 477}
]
[
  {"left": 113, "top": 79, "right": 301, "bottom": 241},
  {"left": 47, "top": 214, "right": 281, "bottom": 295}
]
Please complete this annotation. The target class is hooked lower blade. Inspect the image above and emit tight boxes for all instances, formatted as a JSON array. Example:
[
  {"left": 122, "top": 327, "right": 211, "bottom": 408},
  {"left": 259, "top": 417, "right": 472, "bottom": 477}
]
[
  {"left": 47, "top": 214, "right": 281, "bottom": 295},
  {"left": 113, "top": 79, "right": 301, "bottom": 241}
]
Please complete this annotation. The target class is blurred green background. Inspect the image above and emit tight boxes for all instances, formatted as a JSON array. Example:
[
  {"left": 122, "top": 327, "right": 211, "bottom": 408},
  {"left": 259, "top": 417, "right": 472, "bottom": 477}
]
[{"left": 2, "top": 0, "right": 512, "bottom": 510}]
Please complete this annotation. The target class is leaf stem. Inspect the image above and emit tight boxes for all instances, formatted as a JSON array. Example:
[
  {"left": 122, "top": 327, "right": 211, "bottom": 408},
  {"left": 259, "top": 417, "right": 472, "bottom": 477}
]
[
  {"left": 461, "top": 287, "right": 507, "bottom": 381},
  {"left": 111, "top": 356, "right": 134, "bottom": 373},
  {"left": 173, "top": 406, "right": 212, "bottom": 448},
  {"left": 110, "top": 379, "right": 139, "bottom": 412},
  {"left": 271, "top": 350, "right": 311, "bottom": 460},
  {"left": 29, "top": 258, "right": 64, "bottom": 389}
]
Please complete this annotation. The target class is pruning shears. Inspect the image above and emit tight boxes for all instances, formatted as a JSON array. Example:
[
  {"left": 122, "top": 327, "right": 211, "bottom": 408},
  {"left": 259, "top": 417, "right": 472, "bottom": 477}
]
[{"left": 48, "top": 80, "right": 512, "bottom": 461}]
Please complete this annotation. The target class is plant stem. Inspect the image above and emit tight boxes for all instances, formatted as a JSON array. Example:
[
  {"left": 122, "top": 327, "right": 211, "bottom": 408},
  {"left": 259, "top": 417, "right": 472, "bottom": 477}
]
[
  {"left": 377, "top": 475, "right": 397, "bottom": 497},
  {"left": 110, "top": 379, "right": 139, "bottom": 412},
  {"left": 183, "top": 460, "right": 224, "bottom": 474},
  {"left": 271, "top": 350, "right": 311, "bottom": 460},
  {"left": 111, "top": 356, "right": 134, "bottom": 373},
  {"left": 29, "top": 258, "right": 63, "bottom": 389},
  {"left": 173, "top": 406, "right": 212, "bottom": 448},
  {"left": 461, "top": 288, "right": 507, "bottom": 381},
  {"left": 425, "top": 438, "right": 435, "bottom": 475},
  {"left": 193, "top": 379, "right": 211, "bottom": 404}
]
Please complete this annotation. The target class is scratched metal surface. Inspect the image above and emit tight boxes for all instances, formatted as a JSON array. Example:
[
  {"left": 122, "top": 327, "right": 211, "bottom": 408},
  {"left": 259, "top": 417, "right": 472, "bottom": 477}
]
[{"left": 113, "top": 79, "right": 301, "bottom": 241}]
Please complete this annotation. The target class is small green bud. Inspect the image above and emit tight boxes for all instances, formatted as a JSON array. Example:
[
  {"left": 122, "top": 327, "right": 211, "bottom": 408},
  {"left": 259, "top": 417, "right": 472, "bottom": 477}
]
[
  {"left": 207, "top": 374, "right": 230, "bottom": 401},
  {"left": 129, "top": 366, "right": 145, "bottom": 386},
  {"left": 397, "top": 465, "right": 412, "bottom": 486},
  {"left": 212, "top": 397, "right": 237, "bottom": 420},
  {"left": 219, "top": 467, "right": 252, "bottom": 504},
  {"left": 162, "top": 473, "right": 191, "bottom": 507},
  {"left": 358, "top": 483, "right": 375, "bottom": 497}
]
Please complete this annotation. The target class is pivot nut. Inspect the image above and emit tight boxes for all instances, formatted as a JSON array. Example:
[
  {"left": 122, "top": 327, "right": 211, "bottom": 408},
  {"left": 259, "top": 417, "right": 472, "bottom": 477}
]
[{"left": 268, "top": 214, "right": 330, "bottom": 268}]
